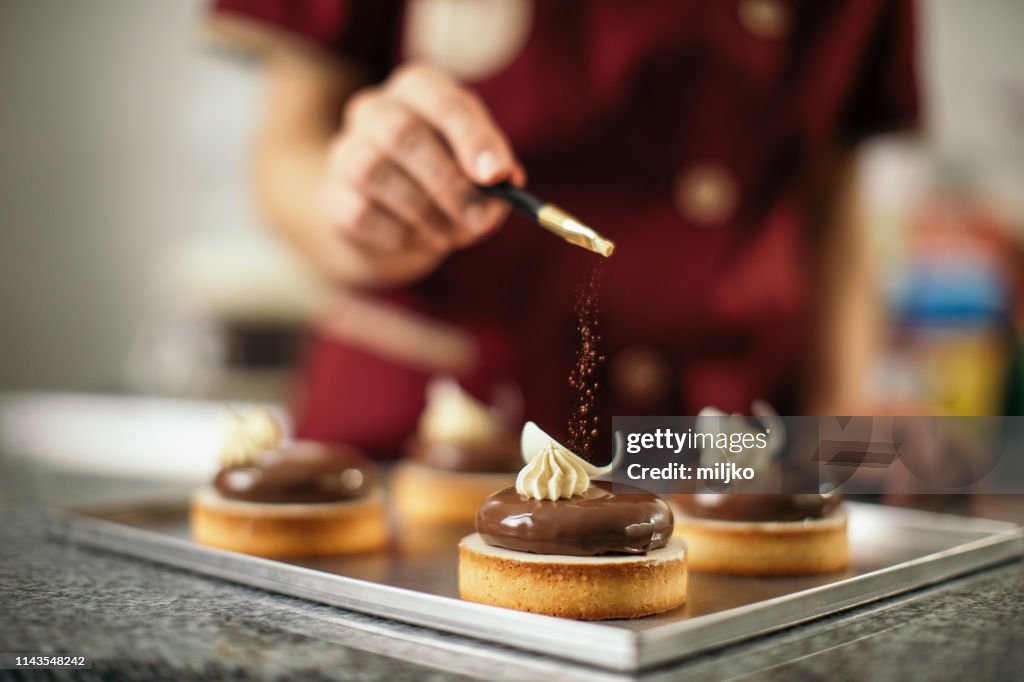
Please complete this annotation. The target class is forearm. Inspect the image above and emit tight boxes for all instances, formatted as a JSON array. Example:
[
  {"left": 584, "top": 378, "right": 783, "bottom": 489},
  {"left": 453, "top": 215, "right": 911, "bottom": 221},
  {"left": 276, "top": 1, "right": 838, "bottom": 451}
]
[
  {"left": 802, "top": 150, "right": 881, "bottom": 415},
  {"left": 254, "top": 120, "right": 336, "bottom": 272},
  {"left": 252, "top": 52, "right": 358, "bottom": 281},
  {"left": 252, "top": 53, "right": 429, "bottom": 288}
]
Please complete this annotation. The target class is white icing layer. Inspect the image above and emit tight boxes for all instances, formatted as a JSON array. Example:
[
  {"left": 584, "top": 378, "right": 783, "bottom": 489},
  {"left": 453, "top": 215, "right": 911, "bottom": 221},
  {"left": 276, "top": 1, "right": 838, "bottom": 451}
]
[
  {"left": 194, "top": 486, "right": 382, "bottom": 513},
  {"left": 460, "top": 532, "right": 686, "bottom": 565}
]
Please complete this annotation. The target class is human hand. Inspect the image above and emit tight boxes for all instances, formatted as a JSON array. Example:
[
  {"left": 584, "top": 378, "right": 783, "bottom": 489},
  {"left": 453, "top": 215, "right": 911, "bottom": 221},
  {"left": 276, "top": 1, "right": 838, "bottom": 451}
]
[{"left": 321, "top": 63, "right": 525, "bottom": 284}]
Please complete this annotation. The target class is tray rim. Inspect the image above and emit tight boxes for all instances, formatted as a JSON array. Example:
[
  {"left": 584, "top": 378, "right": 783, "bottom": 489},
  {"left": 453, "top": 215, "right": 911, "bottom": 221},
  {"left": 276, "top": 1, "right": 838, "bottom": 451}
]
[
  {"left": 637, "top": 503, "right": 1023, "bottom": 667},
  {"left": 48, "top": 500, "right": 1023, "bottom": 672},
  {"left": 48, "top": 506, "right": 639, "bottom": 668}
]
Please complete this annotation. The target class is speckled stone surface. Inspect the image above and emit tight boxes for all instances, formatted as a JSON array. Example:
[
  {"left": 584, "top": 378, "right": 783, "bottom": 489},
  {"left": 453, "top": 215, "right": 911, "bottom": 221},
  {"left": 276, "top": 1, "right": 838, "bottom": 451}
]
[{"left": 2, "top": 455, "right": 1023, "bottom": 682}]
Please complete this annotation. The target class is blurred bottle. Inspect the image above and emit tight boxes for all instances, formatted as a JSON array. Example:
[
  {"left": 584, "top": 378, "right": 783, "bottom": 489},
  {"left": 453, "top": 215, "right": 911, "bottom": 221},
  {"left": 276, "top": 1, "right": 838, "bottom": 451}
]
[{"left": 884, "top": 161, "right": 1014, "bottom": 416}]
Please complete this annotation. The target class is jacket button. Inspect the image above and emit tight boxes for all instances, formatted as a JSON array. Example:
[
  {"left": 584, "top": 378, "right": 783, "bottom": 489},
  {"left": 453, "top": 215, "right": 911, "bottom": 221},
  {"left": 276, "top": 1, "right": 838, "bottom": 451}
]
[
  {"left": 737, "top": 0, "right": 790, "bottom": 40},
  {"left": 673, "top": 162, "right": 738, "bottom": 227},
  {"left": 610, "top": 346, "right": 671, "bottom": 409}
]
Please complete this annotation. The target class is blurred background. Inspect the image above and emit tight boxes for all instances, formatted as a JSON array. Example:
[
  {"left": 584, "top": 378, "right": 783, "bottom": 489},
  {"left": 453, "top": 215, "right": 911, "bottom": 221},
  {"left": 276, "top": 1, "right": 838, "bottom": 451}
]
[{"left": 0, "top": 0, "right": 1023, "bottom": 483}]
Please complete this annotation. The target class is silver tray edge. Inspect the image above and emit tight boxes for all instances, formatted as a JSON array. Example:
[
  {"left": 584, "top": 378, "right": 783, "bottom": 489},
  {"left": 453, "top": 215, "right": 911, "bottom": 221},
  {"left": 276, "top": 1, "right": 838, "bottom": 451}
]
[
  {"left": 48, "top": 502, "right": 1024, "bottom": 673},
  {"left": 48, "top": 510, "right": 640, "bottom": 670},
  {"left": 638, "top": 524, "right": 1023, "bottom": 668}
]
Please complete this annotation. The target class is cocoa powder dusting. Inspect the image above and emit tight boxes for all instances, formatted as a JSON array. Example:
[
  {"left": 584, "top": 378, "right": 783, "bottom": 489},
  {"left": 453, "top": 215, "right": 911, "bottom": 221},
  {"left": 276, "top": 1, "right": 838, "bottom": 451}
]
[{"left": 567, "top": 266, "right": 606, "bottom": 462}]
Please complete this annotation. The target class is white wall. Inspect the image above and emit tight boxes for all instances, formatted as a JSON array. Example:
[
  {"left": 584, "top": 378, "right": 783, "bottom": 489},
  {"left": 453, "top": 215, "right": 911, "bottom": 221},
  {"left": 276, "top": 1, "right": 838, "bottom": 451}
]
[
  {"left": 0, "top": 0, "right": 265, "bottom": 390},
  {"left": 920, "top": 0, "right": 1024, "bottom": 216}
]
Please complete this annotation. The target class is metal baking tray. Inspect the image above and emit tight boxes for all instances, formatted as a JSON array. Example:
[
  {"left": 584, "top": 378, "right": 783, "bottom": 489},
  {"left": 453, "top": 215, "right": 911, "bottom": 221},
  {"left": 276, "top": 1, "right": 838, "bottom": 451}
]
[{"left": 49, "top": 498, "right": 1022, "bottom": 672}]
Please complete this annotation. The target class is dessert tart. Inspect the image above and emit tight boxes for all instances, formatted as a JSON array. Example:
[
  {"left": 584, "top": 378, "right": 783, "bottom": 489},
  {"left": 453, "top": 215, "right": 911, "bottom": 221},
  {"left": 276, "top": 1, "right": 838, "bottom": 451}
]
[
  {"left": 191, "top": 408, "right": 389, "bottom": 557},
  {"left": 392, "top": 378, "right": 521, "bottom": 524},
  {"left": 672, "top": 492, "right": 848, "bottom": 575},
  {"left": 459, "top": 422, "right": 687, "bottom": 620},
  {"left": 669, "top": 402, "right": 848, "bottom": 575}
]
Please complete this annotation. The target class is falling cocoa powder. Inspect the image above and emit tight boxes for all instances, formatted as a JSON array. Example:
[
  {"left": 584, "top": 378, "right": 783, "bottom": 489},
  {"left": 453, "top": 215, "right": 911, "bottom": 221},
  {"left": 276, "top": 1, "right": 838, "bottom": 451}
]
[{"left": 567, "top": 265, "right": 606, "bottom": 462}]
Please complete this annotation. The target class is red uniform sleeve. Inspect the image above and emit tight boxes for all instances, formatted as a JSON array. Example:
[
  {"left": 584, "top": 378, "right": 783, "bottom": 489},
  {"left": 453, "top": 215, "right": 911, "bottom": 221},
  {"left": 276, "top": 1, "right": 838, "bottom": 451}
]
[
  {"left": 839, "top": 0, "right": 921, "bottom": 141},
  {"left": 209, "top": 0, "right": 402, "bottom": 77}
]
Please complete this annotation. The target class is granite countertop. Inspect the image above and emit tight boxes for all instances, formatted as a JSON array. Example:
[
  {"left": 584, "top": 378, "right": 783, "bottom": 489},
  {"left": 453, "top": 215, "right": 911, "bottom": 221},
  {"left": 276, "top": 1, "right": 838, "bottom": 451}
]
[{"left": 2, "top": 455, "right": 1023, "bottom": 682}]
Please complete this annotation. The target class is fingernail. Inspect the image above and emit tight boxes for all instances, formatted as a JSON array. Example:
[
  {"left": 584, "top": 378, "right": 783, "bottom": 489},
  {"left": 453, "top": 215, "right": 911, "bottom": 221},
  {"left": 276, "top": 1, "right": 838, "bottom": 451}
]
[
  {"left": 464, "top": 203, "right": 488, "bottom": 233},
  {"left": 475, "top": 150, "right": 500, "bottom": 182}
]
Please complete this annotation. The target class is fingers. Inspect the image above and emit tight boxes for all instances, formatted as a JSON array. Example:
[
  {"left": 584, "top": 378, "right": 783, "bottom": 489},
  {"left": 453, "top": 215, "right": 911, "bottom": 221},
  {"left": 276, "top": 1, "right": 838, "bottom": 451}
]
[
  {"left": 329, "top": 134, "right": 452, "bottom": 251},
  {"left": 387, "top": 64, "right": 525, "bottom": 186},
  {"left": 347, "top": 90, "right": 476, "bottom": 229},
  {"left": 323, "top": 183, "right": 412, "bottom": 253},
  {"left": 345, "top": 88, "right": 509, "bottom": 245}
]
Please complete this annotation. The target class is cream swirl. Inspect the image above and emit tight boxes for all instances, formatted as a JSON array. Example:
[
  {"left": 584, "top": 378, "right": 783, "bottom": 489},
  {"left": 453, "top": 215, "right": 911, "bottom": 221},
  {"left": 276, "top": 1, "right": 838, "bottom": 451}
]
[
  {"left": 419, "top": 377, "right": 505, "bottom": 447},
  {"left": 694, "top": 400, "right": 784, "bottom": 474},
  {"left": 515, "top": 421, "right": 617, "bottom": 501},
  {"left": 219, "top": 406, "right": 283, "bottom": 468}
]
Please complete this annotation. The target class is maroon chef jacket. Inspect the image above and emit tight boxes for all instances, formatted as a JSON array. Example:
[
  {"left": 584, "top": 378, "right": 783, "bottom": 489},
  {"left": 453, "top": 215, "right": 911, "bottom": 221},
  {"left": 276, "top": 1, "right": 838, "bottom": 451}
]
[{"left": 211, "top": 0, "right": 920, "bottom": 458}]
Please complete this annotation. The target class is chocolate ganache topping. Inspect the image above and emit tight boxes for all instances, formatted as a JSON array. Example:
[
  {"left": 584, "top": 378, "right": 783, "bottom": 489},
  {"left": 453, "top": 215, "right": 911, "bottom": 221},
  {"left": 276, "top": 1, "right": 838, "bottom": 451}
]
[
  {"left": 477, "top": 481, "right": 674, "bottom": 556},
  {"left": 215, "top": 442, "right": 376, "bottom": 504},
  {"left": 674, "top": 492, "right": 841, "bottom": 522}
]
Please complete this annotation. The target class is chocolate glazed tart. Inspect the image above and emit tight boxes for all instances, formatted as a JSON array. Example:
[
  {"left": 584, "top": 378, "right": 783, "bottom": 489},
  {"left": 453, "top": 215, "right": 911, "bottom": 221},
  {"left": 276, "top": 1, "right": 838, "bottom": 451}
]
[
  {"left": 671, "top": 493, "right": 849, "bottom": 575},
  {"left": 460, "top": 482, "right": 688, "bottom": 620},
  {"left": 391, "top": 436, "right": 521, "bottom": 525},
  {"left": 191, "top": 443, "right": 389, "bottom": 557}
]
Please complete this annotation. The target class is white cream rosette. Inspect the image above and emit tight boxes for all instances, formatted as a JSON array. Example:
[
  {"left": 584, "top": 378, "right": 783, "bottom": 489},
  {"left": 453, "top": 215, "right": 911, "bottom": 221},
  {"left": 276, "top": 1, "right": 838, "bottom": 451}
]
[{"left": 516, "top": 421, "right": 621, "bottom": 501}]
